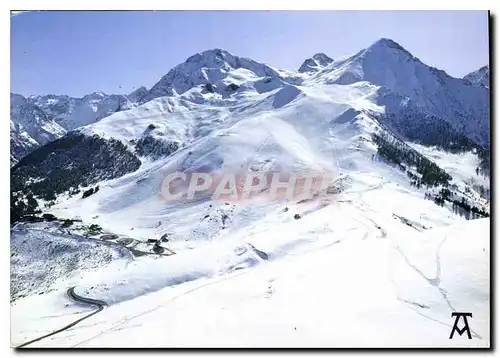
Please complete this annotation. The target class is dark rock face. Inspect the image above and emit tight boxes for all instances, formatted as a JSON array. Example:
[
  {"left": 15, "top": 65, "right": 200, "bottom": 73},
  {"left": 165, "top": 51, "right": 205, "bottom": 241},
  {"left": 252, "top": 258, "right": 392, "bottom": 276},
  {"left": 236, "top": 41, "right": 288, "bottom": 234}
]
[
  {"left": 82, "top": 187, "right": 97, "bottom": 199},
  {"left": 227, "top": 83, "right": 240, "bottom": 91},
  {"left": 11, "top": 132, "right": 141, "bottom": 201},
  {"left": 298, "top": 53, "right": 334, "bottom": 73},
  {"left": 101, "top": 234, "right": 119, "bottom": 241},
  {"left": 42, "top": 213, "right": 58, "bottom": 222}
]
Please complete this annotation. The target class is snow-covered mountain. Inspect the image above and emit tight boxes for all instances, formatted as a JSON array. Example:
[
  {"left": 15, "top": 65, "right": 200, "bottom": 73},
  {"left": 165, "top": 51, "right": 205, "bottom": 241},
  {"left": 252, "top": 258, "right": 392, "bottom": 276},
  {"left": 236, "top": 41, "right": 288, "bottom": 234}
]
[
  {"left": 10, "top": 93, "right": 67, "bottom": 165},
  {"left": 10, "top": 121, "right": 38, "bottom": 165},
  {"left": 140, "top": 48, "right": 297, "bottom": 103},
  {"left": 11, "top": 38, "right": 490, "bottom": 347},
  {"left": 464, "top": 65, "right": 490, "bottom": 89},
  {"left": 10, "top": 88, "right": 148, "bottom": 164},
  {"left": 306, "top": 38, "right": 490, "bottom": 147}
]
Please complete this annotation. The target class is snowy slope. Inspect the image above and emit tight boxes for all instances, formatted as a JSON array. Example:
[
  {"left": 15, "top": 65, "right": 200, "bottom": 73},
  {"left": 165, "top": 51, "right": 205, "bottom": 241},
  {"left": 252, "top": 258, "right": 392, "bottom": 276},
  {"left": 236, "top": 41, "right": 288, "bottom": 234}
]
[
  {"left": 11, "top": 191, "right": 490, "bottom": 347},
  {"left": 464, "top": 65, "right": 489, "bottom": 89},
  {"left": 409, "top": 143, "right": 490, "bottom": 190},
  {"left": 125, "top": 86, "right": 148, "bottom": 104},
  {"left": 12, "top": 41, "right": 490, "bottom": 257}
]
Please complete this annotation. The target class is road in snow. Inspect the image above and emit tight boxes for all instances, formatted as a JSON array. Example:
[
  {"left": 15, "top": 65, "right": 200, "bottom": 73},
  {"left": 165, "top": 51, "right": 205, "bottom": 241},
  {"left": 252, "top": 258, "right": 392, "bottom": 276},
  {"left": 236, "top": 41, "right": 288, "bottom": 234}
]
[{"left": 15, "top": 287, "right": 106, "bottom": 348}]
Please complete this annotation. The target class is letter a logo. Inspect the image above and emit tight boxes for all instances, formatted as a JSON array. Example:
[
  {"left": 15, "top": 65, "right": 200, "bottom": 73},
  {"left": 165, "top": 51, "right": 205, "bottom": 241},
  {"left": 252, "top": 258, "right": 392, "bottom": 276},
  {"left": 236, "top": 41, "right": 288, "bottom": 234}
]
[{"left": 449, "top": 312, "right": 472, "bottom": 339}]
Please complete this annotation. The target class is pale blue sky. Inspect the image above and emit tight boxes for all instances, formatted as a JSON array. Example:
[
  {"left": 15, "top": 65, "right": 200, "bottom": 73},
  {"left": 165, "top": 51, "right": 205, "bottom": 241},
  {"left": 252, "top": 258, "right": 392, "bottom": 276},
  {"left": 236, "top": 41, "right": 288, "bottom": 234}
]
[{"left": 11, "top": 10, "right": 489, "bottom": 97}]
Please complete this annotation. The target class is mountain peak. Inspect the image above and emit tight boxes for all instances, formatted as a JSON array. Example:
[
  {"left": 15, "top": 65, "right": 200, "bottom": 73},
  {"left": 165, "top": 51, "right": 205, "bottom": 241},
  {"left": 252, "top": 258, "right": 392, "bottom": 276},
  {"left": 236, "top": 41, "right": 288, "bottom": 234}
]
[
  {"left": 128, "top": 86, "right": 147, "bottom": 96},
  {"left": 298, "top": 53, "right": 334, "bottom": 73},
  {"left": 188, "top": 48, "right": 232, "bottom": 60},
  {"left": 371, "top": 38, "right": 401, "bottom": 48},
  {"left": 182, "top": 48, "right": 239, "bottom": 71},
  {"left": 366, "top": 38, "right": 413, "bottom": 58},
  {"left": 83, "top": 91, "right": 107, "bottom": 101},
  {"left": 127, "top": 86, "right": 148, "bottom": 102},
  {"left": 312, "top": 53, "right": 333, "bottom": 63},
  {"left": 91, "top": 90, "right": 106, "bottom": 97},
  {"left": 464, "top": 65, "right": 490, "bottom": 89},
  {"left": 142, "top": 49, "right": 279, "bottom": 101}
]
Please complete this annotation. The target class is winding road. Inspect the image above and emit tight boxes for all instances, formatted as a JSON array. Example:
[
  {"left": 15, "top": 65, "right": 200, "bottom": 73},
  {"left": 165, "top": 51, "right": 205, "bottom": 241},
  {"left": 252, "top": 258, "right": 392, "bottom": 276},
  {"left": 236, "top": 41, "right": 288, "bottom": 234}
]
[
  {"left": 14, "top": 228, "right": 171, "bottom": 348},
  {"left": 15, "top": 287, "right": 107, "bottom": 348}
]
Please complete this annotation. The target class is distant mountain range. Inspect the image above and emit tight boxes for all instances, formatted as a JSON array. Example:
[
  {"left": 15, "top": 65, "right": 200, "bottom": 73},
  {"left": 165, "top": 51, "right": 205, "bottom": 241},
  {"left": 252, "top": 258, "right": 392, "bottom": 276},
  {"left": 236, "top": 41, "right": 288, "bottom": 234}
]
[{"left": 10, "top": 87, "right": 148, "bottom": 164}]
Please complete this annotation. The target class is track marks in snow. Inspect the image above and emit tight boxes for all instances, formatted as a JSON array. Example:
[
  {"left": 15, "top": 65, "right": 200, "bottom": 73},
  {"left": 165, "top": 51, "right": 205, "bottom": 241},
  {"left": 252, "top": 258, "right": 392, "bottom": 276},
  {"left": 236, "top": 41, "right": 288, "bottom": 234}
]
[
  {"left": 393, "top": 235, "right": 483, "bottom": 339},
  {"left": 394, "top": 236, "right": 447, "bottom": 298},
  {"left": 401, "top": 299, "right": 430, "bottom": 309}
]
